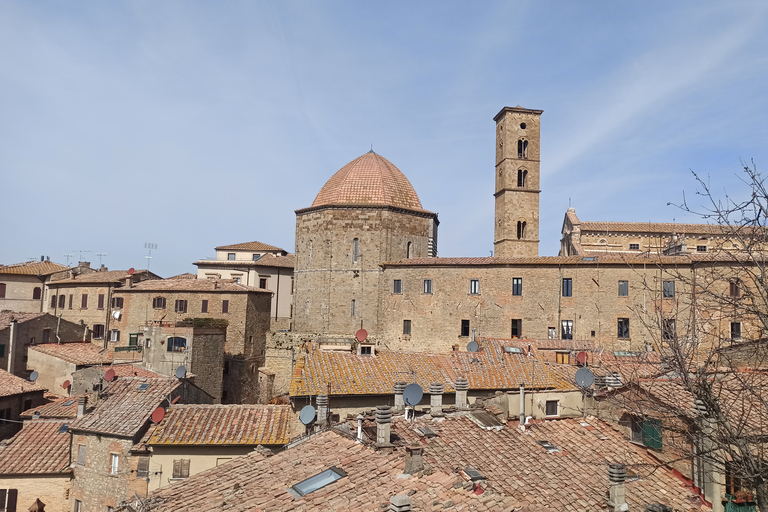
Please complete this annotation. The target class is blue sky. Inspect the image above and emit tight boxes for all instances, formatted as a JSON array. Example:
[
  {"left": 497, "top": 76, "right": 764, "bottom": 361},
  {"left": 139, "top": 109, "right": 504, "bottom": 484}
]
[{"left": 2, "top": 1, "right": 767, "bottom": 277}]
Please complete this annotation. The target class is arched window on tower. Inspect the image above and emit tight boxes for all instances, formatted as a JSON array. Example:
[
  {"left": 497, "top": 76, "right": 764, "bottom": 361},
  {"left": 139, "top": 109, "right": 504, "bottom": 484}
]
[
  {"left": 518, "top": 139, "right": 528, "bottom": 159},
  {"left": 406, "top": 241, "right": 412, "bottom": 259},
  {"left": 350, "top": 299, "right": 357, "bottom": 317},
  {"left": 517, "top": 169, "right": 527, "bottom": 188},
  {"left": 308, "top": 239, "right": 313, "bottom": 266},
  {"left": 517, "top": 221, "right": 527, "bottom": 240}
]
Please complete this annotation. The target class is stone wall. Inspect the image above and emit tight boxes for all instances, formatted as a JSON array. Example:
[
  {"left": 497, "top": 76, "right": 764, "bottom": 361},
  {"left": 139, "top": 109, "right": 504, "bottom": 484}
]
[
  {"left": 0, "top": 475, "right": 72, "bottom": 512},
  {"left": 0, "top": 314, "right": 82, "bottom": 378},
  {"left": 0, "top": 275, "right": 45, "bottom": 313}
]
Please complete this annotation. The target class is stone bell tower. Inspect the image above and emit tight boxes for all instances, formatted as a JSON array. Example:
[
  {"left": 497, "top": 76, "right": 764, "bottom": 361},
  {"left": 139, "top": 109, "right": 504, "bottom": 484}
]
[{"left": 493, "top": 106, "right": 543, "bottom": 258}]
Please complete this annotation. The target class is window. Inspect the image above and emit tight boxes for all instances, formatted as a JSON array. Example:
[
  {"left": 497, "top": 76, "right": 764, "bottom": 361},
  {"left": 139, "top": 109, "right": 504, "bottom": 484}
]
[
  {"left": 393, "top": 279, "right": 402, "bottom": 294},
  {"left": 129, "top": 334, "right": 139, "bottom": 347},
  {"left": 0, "top": 489, "right": 18, "bottom": 512},
  {"left": 43, "top": 329, "right": 51, "bottom": 343},
  {"left": 562, "top": 278, "right": 573, "bottom": 297},
  {"left": 638, "top": 417, "right": 662, "bottom": 449},
  {"left": 350, "top": 299, "right": 357, "bottom": 317},
  {"left": 730, "top": 281, "right": 741, "bottom": 298},
  {"left": 0, "top": 344, "right": 5, "bottom": 358},
  {"left": 174, "top": 300, "right": 188, "bottom": 313},
  {"left": 403, "top": 319, "right": 411, "bottom": 335},
  {"left": 460, "top": 320, "right": 470, "bottom": 337},
  {"left": 423, "top": 279, "right": 432, "bottom": 294},
  {"left": 353, "top": 238, "right": 359, "bottom": 262},
  {"left": 517, "top": 139, "right": 528, "bottom": 159},
  {"left": 77, "top": 445, "right": 86, "bottom": 465},
  {"left": 222, "top": 300, "right": 229, "bottom": 313},
  {"left": 93, "top": 324, "right": 105, "bottom": 340},
  {"left": 548, "top": 327, "right": 556, "bottom": 339},
  {"left": 98, "top": 293, "right": 105, "bottom": 310},
  {"left": 545, "top": 400, "right": 558, "bottom": 417},
  {"left": 68, "top": 294, "right": 73, "bottom": 309},
  {"left": 167, "top": 337, "right": 187, "bottom": 352},
  {"left": 516, "top": 221, "right": 526, "bottom": 239},
  {"left": 201, "top": 299, "right": 208, "bottom": 313},
  {"left": 618, "top": 318, "right": 630, "bottom": 339},
  {"left": 561, "top": 320, "right": 573, "bottom": 340},
  {"left": 618, "top": 280, "right": 628, "bottom": 297},
  {"left": 227, "top": 253, "right": 235, "bottom": 261},
  {"left": 517, "top": 169, "right": 527, "bottom": 187},
  {"left": 110, "top": 454, "right": 119, "bottom": 475},
  {"left": 172, "top": 459, "right": 191, "bottom": 479},
  {"left": 697, "top": 245, "right": 707, "bottom": 252},
  {"left": 109, "top": 330, "right": 120, "bottom": 342},
  {"left": 662, "top": 319, "right": 676, "bottom": 341},
  {"left": 50, "top": 295, "right": 57, "bottom": 308},
  {"left": 58, "top": 294, "right": 65, "bottom": 309},
  {"left": 252, "top": 253, "right": 262, "bottom": 261},
  {"left": 511, "top": 319, "right": 522, "bottom": 338},
  {"left": 509, "top": 277, "right": 523, "bottom": 296},
  {"left": 629, "top": 243, "right": 640, "bottom": 250},
  {"left": 111, "top": 297, "right": 124, "bottom": 308},
  {"left": 0, "top": 283, "right": 5, "bottom": 298},
  {"left": 663, "top": 280, "right": 675, "bottom": 298},
  {"left": 33, "top": 287, "right": 41, "bottom": 299},
  {"left": 406, "top": 241, "right": 412, "bottom": 259},
  {"left": 259, "top": 278, "right": 267, "bottom": 289},
  {"left": 289, "top": 467, "right": 346, "bottom": 497},
  {"left": 469, "top": 279, "right": 480, "bottom": 295},
  {"left": 360, "top": 345, "right": 372, "bottom": 355},
  {"left": 74, "top": 500, "right": 82, "bottom": 512},
  {"left": 556, "top": 352, "right": 570, "bottom": 364},
  {"left": 152, "top": 297, "right": 165, "bottom": 309},
  {"left": 731, "top": 322, "right": 742, "bottom": 339}
]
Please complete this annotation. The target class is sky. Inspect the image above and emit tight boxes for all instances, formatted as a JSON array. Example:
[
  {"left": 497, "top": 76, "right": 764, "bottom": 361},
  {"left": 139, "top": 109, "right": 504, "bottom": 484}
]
[{"left": 2, "top": 1, "right": 767, "bottom": 278}]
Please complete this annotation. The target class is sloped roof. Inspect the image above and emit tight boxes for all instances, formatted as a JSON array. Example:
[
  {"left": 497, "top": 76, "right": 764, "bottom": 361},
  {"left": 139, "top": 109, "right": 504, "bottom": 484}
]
[
  {"left": 115, "top": 278, "right": 268, "bottom": 293},
  {"left": 0, "top": 260, "right": 69, "bottom": 276},
  {"left": 215, "top": 241, "right": 286, "bottom": 252},
  {"left": 0, "top": 420, "right": 72, "bottom": 475},
  {"left": 29, "top": 342, "right": 114, "bottom": 365},
  {"left": 48, "top": 269, "right": 157, "bottom": 285},
  {"left": 0, "top": 368, "right": 46, "bottom": 398},
  {"left": 146, "top": 404, "right": 291, "bottom": 446},
  {"left": 579, "top": 220, "right": 731, "bottom": 236},
  {"left": 195, "top": 253, "right": 295, "bottom": 269},
  {"left": 0, "top": 311, "right": 46, "bottom": 330},
  {"left": 21, "top": 394, "right": 86, "bottom": 419}
]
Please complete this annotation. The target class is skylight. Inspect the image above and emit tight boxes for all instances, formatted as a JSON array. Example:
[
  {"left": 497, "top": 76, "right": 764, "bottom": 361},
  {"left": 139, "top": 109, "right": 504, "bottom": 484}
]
[
  {"left": 464, "top": 468, "right": 485, "bottom": 481},
  {"left": 613, "top": 351, "right": 640, "bottom": 357},
  {"left": 58, "top": 424, "right": 69, "bottom": 434},
  {"left": 63, "top": 399, "right": 76, "bottom": 406},
  {"left": 536, "top": 440, "right": 560, "bottom": 453},
  {"left": 138, "top": 383, "right": 151, "bottom": 391},
  {"left": 504, "top": 346, "right": 523, "bottom": 354},
  {"left": 415, "top": 426, "right": 438, "bottom": 438},
  {"left": 288, "top": 467, "right": 347, "bottom": 497}
]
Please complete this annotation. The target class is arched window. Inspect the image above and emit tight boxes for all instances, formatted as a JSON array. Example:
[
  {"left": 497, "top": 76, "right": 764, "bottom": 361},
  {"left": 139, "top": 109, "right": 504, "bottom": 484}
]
[
  {"left": 353, "top": 238, "right": 359, "bottom": 263},
  {"left": 406, "top": 241, "right": 412, "bottom": 259},
  {"left": 517, "top": 221, "right": 527, "bottom": 239},
  {"left": 517, "top": 169, "right": 527, "bottom": 188},
  {"left": 517, "top": 139, "right": 528, "bottom": 159}
]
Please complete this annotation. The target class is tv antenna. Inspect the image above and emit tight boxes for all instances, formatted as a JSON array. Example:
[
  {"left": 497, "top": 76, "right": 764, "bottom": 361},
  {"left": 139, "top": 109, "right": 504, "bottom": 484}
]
[
  {"left": 144, "top": 243, "right": 157, "bottom": 271},
  {"left": 63, "top": 253, "right": 74, "bottom": 266},
  {"left": 72, "top": 249, "right": 91, "bottom": 263},
  {"left": 96, "top": 253, "right": 108, "bottom": 266}
]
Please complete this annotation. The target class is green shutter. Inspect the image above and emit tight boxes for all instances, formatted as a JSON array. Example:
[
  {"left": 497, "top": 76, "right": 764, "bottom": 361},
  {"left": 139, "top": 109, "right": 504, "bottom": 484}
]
[{"left": 643, "top": 418, "right": 662, "bottom": 449}]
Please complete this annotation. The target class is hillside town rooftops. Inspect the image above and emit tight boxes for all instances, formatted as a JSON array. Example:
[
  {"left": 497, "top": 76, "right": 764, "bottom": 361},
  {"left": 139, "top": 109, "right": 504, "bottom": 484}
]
[
  {"left": 0, "top": 368, "right": 46, "bottom": 398},
  {"left": 29, "top": 342, "right": 114, "bottom": 365},
  {"left": 0, "top": 260, "right": 69, "bottom": 276},
  {"left": 0, "top": 421, "right": 72, "bottom": 475}
]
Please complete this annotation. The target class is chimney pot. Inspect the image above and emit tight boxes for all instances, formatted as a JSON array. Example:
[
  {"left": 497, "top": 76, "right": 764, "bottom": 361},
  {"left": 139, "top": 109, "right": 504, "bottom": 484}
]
[
  {"left": 389, "top": 494, "right": 412, "bottom": 512},
  {"left": 607, "top": 463, "right": 628, "bottom": 512},
  {"left": 393, "top": 381, "right": 406, "bottom": 413},
  {"left": 316, "top": 394, "right": 329, "bottom": 427},
  {"left": 429, "top": 383, "right": 445, "bottom": 416},
  {"left": 454, "top": 377, "right": 469, "bottom": 409},
  {"left": 375, "top": 405, "right": 393, "bottom": 448},
  {"left": 404, "top": 444, "right": 424, "bottom": 474},
  {"left": 77, "top": 396, "right": 88, "bottom": 419}
]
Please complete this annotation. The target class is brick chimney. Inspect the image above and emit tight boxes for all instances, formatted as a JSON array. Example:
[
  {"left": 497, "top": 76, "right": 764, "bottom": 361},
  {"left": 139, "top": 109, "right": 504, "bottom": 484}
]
[
  {"left": 429, "top": 383, "right": 444, "bottom": 417},
  {"left": 454, "top": 377, "right": 469, "bottom": 409},
  {"left": 607, "top": 463, "right": 628, "bottom": 512},
  {"left": 389, "top": 495, "right": 412, "bottom": 512},
  {"left": 77, "top": 396, "right": 88, "bottom": 419},
  {"left": 375, "top": 405, "right": 393, "bottom": 450},
  {"left": 404, "top": 444, "right": 424, "bottom": 474},
  {"left": 393, "top": 381, "right": 406, "bottom": 413}
]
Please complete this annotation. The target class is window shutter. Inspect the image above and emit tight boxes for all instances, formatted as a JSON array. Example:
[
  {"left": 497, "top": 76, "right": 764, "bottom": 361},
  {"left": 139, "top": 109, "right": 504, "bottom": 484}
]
[
  {"left": 643, "top": 419, "right": 662, "bottom": 449},
  {"left": 182, "top": 458, "right": 190, "bottom": 478},
  {"left": 137, "top": 456, "right": 149, "bottom": 478},
  {"left": 6, "top": 489, "right": 17, "bottom": 512},
  {"left": 173, "top": 459, "right": 181, "bottom": 478}
]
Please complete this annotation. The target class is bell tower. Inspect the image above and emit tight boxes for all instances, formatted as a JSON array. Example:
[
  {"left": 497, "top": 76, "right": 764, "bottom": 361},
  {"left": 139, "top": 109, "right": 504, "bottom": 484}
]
[{"left": 493, "top": 106, "right": 543, "bottom": 257}]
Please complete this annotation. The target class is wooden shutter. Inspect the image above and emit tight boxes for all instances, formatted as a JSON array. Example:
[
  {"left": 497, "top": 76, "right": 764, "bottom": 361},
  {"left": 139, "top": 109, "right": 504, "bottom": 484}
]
[
  {"left": 6, "top": 489, "right": 17, "bottom": 512},
  {"left": 81, "top": 294, "right": 88, "bottom": 308},
  {"left": 137, "top": 456, "right": 149, "bottom": 478},
  {"left": 98, "top": 294, "right": 105, "bottom": 309},
  {"left": 643, "top": 419, "right": 662, "bottom": 449},
  {"left": 173, "top": 459, "right": 181, "bottom": 478},
  {"left": 181, "top": 459, "right": 190, "bottom": 478}
]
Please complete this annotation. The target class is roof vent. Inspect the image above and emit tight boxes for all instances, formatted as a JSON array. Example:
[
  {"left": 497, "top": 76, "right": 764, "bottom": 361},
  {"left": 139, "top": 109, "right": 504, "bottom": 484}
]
[{"left": 536, "top": 440, "right": 560, "bottom": 453}]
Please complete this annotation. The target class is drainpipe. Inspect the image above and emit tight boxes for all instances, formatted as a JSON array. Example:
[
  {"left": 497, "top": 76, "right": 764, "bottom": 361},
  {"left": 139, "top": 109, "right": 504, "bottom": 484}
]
[
  {"left": 356, "top": 413, "right": 364, "bottom": 443},
  {"left": 519, "top": 383, "right": 525, "bottom": 425},
  {"left": 8, "top": 319, "right": 17, "bottom": 373},
  {"left": 56, "top": 314, "right": 62, "bottom": 344}
]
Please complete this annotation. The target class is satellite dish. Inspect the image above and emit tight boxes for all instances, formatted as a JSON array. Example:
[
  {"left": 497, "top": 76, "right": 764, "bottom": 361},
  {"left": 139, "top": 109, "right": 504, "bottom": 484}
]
[
  {"left": 171, "top": 396, "right": 180, "bottom": 404},
  {"left": 355, "top": 329, "right": 368, "bottom": 342},
  {"left": 466, "top": 341, "right": 479, "bottom": 352},
  {"left": 62, "top": 380, "right": 71, "bottom": 389},
  {"left": 576, "top": 351, "right": 589, "bottom": 365},
  {"left": 575, "top": 367, "right": 595, "bottom": 389},
  {"left": 28, "top": 371, "right": 39, "bottom": 383},
  {"left": 299, "top": 405, "right": 316, "bottom": 425},
  {"left": 403, "top": 383, "right": 423, "bottom": 407},
  {"left": 112, "top": 310, "right": 121, "bottom": 320},
  {"left": 151, "top": 407, "right": 166, "bottom": 423},
  {"left": 104, "top": 369, "right": 116, "bottom": 382},
  {"left": 128, "top": 268, "right": 135, "bottom": 275},
  {"left": 175, "top": 366, "right": 187, "bottom": 379}
]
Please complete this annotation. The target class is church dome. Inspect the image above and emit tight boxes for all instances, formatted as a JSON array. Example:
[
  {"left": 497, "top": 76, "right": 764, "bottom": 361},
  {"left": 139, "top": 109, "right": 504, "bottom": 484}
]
[{"left": 312, "top": 151, "right": 424, "bottom": 211}]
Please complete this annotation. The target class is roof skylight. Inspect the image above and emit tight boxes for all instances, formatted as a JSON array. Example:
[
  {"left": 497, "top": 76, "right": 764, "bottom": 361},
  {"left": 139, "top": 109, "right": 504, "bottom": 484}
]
[
  {"left": 138, "top": 383, "right": 151, "bottom": 391},
  {"left": 288, "top": 466, "right": 347, "bottom": 497},
  {"left": 63, "top": 399, "right": 76, "bottom": 406}
]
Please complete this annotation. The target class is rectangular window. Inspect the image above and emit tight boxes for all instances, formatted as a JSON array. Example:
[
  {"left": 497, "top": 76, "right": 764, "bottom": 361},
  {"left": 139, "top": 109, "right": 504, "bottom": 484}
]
[
  {"left": 227, "top": 253, "right": 235, "bottom": 261},
  {"left": 77, "top": 445, "right": 86, "bottom": 466},
  {"left": 111, "top": 297, "right": 124, "bottom": 308},
  {"left": 259, "top": 278, "right": 267, "bottom": 289},
  {"left": 129, "top": 334, "right": 139, "bottom": 347},
  {"left": 50, "top": 295, "right": 57, "bottom": 308},
  {"left": 167, "top": 337, "right": 187, "bottom": 352},
  {"left": 662, "top": 319, "right": 676, "bottom": 341},
  {"left": 68, "top": 294, "right": 73, "bottom": 309},
  {"left": 556, "top": 352, "right": 570, "bottom": 364},
  {"left": 731, "top": 322, "right": 742, "bottom": 339},
  {"left": 98, "top": 294, "right": 105, "bottom": 310},
  {"left": 642, "top": 418, "right": 663, "bottom": 449},
  {"left": 93, "top": 324, "right": 105, "bottom": 340},
  {"left": 350, "top": 299, "right": 356, "bottom": 317},
  {"left": 110, "top": 454, "right": 119, "bottom": 475},
  {"left": 511, "top": 319, "right": 522, "bottom": 338},
  {"left": 460, "top": 320, "right": 470, "bottom": 337},
  {"left": 629, "top": 243, "right": 640, "bottom": 250},
  {"left": 469, "top": 279, "right": 480, "bottom": 295},
  {"left": 423, "top": 279, "right": 432, "bottom": 294},
  {"left": 222, "top": 300, "right": 229, "bottom": 313},
  {"left": 548, "top": 327, "right": 556, "bottom": 339},
  {"left": 0, "top": 344, "right": 5, "bottom": 358},
  {"left": 201, "top": 299, "right": 208, "bottom": 313},
  {"left": 360, "top": 345, "right": 372, "bottom": 355},
  {"left": 0, "top": 283, "right": 5, "bottom": 298},
  {"left": 403, "top": 319, "right": 412, "bottom": 335},
  {"left": 172, "top": 459, "right": 191, "bottom": 479},
  {"left": 253, "top": 253, "right": 261, "bottom": 261},
  {"left": 663, "top": 280, "right": 675, "bottom": 298},
  {"left": 352, "top": 238, "right": 359, "bottom": 263},
  {"left": 618, "top": 318, "right": 630, "bottom": 339},
  {"left": 545, "top": 400, "right": 558, "bottom": 417},
  {"left": 561, "top": 320, "right": 573, "bottom": 340},
  {"left": 512, "top": 278, "right": 522, "bottom": 296},
  {"left": 393, "top": 280, "right": 402, "bottom": 294},
  {"left": 562, "top": 278, "right": 572, "bottom": 297},
  {"left": 289, "top": 467, "right": 347, "bottom": 497},
  {"left": 696, "top": 245, "right": 707, "bottom": 252},
  {"left": 730, "top": 281, "right": 741, "bottom": 298},
  {"left": 152, "top": 297, "right": 166, "bottom": 309},
  {"left": 174, "top": 300, "right": 188, "bottom": 313},
  {"left": 109, "top": 330, "right": 120, "bottom": 342},
  {"left": 58, "top": 295, "right": 66, "bottom": 309},
  {"left": 618, "top": 280, "right": 629, "bottom": 297},
  {"left": 33, "top": 287, "right": 41, "bottom": 299}
]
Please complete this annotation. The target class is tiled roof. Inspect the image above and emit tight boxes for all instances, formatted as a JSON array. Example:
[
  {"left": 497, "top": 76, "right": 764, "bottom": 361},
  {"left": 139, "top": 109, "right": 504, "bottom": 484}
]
[
  {"left": 21, "top": 394, "right": 86, "bottom": 419},
  {"left": 382, "top": 254, "right": 700, "bottom": 266},
  {"left": 215, "top": 241, "right": 286, "bottom": 252},
  {"left": 490, "top": 336, "right": 596, "bottom": 352},
  {"left": 0, "top": 368, "right": 46, "bottom": 398},
  {"left": 290, "top": 338, "right": 570, "bottom": 397},
  {"left": 48, "top": 269, "right": 157, "bottom": 285},
  {"left": 579, "top": 220, "right": 732, "bottom": 236},
  {"left": 390, "top": 416, "right": 708, "bottom": 512},
  {"left": 0, "top": 421, "right": 72, "bottom": 475},
  {"left": 29, "top": 342, "right": 114, "bottom": 365},
  {"left": 311, "top": 152, "right": 427, "bottom": 212},
  {"left": 146, "top": 404, "right": 291, "bottom": 446},
  {"left": 0, "top": 311, "right": 46, "bottom": 330},
  {"left": 69, "top": 377, "right": 179, "bottom": 438},
  {"left": 195, "top": 253, "right": 295, "bottom": 269},
  {"left": 167, "top": 272, "right": 198, "bottom": 280},
  {"left": 146, "top": 429, "right": 524, "bottom": 512},
  {"left": 0, "top": 260, "right": 69, "bottom": 275},
  {"left": 109, "top": 364, "right": 164, "bottom": 378},
  {"left": 114, "top": 278, "right": 269, "bottom": 293}
]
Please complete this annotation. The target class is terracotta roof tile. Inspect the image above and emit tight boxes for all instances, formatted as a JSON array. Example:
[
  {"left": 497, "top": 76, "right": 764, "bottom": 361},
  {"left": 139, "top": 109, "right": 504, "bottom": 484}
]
[
  {"left": 114, "top": 278, "right": 270, "bottom": 293},
  {"left": 147, "top": 404, "right": 291, "bottom": 446},
  {"left": 49, "top": 269, "right": 158, "bottom": 285},
  {"left": 29, "top": 342, "right": 114, "bottom": 365},
  {"left": 311, "top": 152, "right": 426, "bottom": 212},
  {"left": 0, "top": 260, "right": 69, "bottom": 275},
  {"left": 0, "top": 420, "right": 72, "bottom": 474},
  {"left": 0, "top": 311, "right": 47, "bottom": 330},
  {"left": 194, "top": 253, "right": 295, "bottom": 269},
  {"left": 215, "top": 241, "right": 286, "bottom": 252},
  {"left": 0, "top": 368, "right": 46, "bottom": 398},
  {"left": 166, "top": 272, "right": 198, "bottom": 280},
  {"left": 579, "top": 220, "right": 733, "bottom": 236},
  {"left": 21, "top": 394, "right": 85, "bottom": 419}
]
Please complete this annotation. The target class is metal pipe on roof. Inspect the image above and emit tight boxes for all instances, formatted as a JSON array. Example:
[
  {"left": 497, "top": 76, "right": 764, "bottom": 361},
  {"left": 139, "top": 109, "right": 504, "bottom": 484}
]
[{"left": 519, "top": 382, "right": 525, "bottom": 425}]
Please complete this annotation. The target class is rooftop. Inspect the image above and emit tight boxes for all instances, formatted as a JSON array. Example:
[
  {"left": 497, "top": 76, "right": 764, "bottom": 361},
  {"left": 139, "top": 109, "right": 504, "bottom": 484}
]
[
  {"left": 114, "top": 278, "right": 270, "bottom": 293},
  {"left": 146, "top": 404, "right": 291, "bottom": 446},
  {"left": 215, "top": 240, "right": 286, "bottom": 253},
  {"left": 48, "top": 268, "right": 157, "bottom": 285},
  {"left": 0, "top": 311, "right": 47, "bottom": 330},
  {"left": 195, "top": 253, "right": 295, "bottom": 269},
  {"left": 29, "top": 342, "right": 114, "bottom": 365},
  {"left": 0, "top": 421, "right": 72, "bottom": 475},
  {"left": 21, "top": 394, "right": 87, "bottom": 419},
  {"left": 0, "top": 368, "right": 46, "bottom": 398},
  {"left": 0, "top": 260, "right": 69, "bottom": 276}
]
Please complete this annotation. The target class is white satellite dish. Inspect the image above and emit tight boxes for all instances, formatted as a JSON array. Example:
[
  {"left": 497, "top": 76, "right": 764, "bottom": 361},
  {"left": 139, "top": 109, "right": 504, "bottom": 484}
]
[{"left": 299, "top": 405, "right": 316, "bottom": 425}]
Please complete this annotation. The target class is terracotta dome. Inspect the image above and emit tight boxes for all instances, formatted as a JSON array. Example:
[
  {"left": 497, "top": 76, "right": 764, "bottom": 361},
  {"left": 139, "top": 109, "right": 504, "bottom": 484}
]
[{"left": 312, "top": 151, "right": 424, "bottom": 211}]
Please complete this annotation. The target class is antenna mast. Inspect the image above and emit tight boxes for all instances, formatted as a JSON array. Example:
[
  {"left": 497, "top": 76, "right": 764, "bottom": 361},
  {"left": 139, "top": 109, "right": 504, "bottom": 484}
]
[{"left": 144, "top": 243, "right": 158, "bottom": 271}]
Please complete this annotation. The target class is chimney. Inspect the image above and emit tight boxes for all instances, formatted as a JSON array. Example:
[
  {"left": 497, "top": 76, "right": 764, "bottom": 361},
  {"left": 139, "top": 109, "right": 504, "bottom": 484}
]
[
  {"left": 454, "top": 377, "right": 469, "bottom": 409},
  {"left": 519, "top": 383, "right": 525, "bottom": 425},
  {"left": 77, "top": 396, "right": 88, "bottom": 419},
  {"left": 393, "top": 381, "right": 406, "bottom": 413},
  {"left": 693, "top": 399, "right": 722, "bottom": 506},
  {"left": 316, "top": 394, "right": 328, "bottom": 427},
  {"left": 389, "top": 495, "right": 412, "bottom": 512},
  {"left": 404, "top": 444, "right": 424, "bottom": 474},
  {"left": 607, "top": 463, "right": 628, "bottom": 512},
  {"left": 375, "top": 405, "right": 393, "bottom": 449},
  {"left": 356, "top": 413, "right": 364, "bottom": 443},
  {"left": 40, "top": 255, "right": 44, "bottom": 262},
  {"left": 429, "top": 382, "right": 444, "bottom": 417},
  {"left": 124, "top": 276, "right": 132, "bottom": 288}
]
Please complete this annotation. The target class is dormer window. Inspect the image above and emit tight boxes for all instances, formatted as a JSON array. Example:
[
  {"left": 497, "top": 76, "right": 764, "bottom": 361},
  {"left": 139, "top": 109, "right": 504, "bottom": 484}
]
[{"left": 227, "top": 253, "right": 235, "bottom": 261}]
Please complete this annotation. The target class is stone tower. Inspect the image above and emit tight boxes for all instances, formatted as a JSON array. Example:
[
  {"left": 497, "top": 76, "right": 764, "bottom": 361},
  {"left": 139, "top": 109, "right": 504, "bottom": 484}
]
[
  {"left": 493, "top": 106, "right": 543, "bottom": 257},
  {"left": 293, "top": 151, "right": 438, "bottom": 336}
]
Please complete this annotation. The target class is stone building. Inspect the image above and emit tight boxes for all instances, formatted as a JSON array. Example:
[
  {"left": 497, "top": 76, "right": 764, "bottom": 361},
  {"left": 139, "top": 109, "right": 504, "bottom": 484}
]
[
  {"left": 0, "top": 369, "right": 46, "bottom": 440},
  {"left": 0, "top": 259, "right": 69, "bottom": 314}
]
